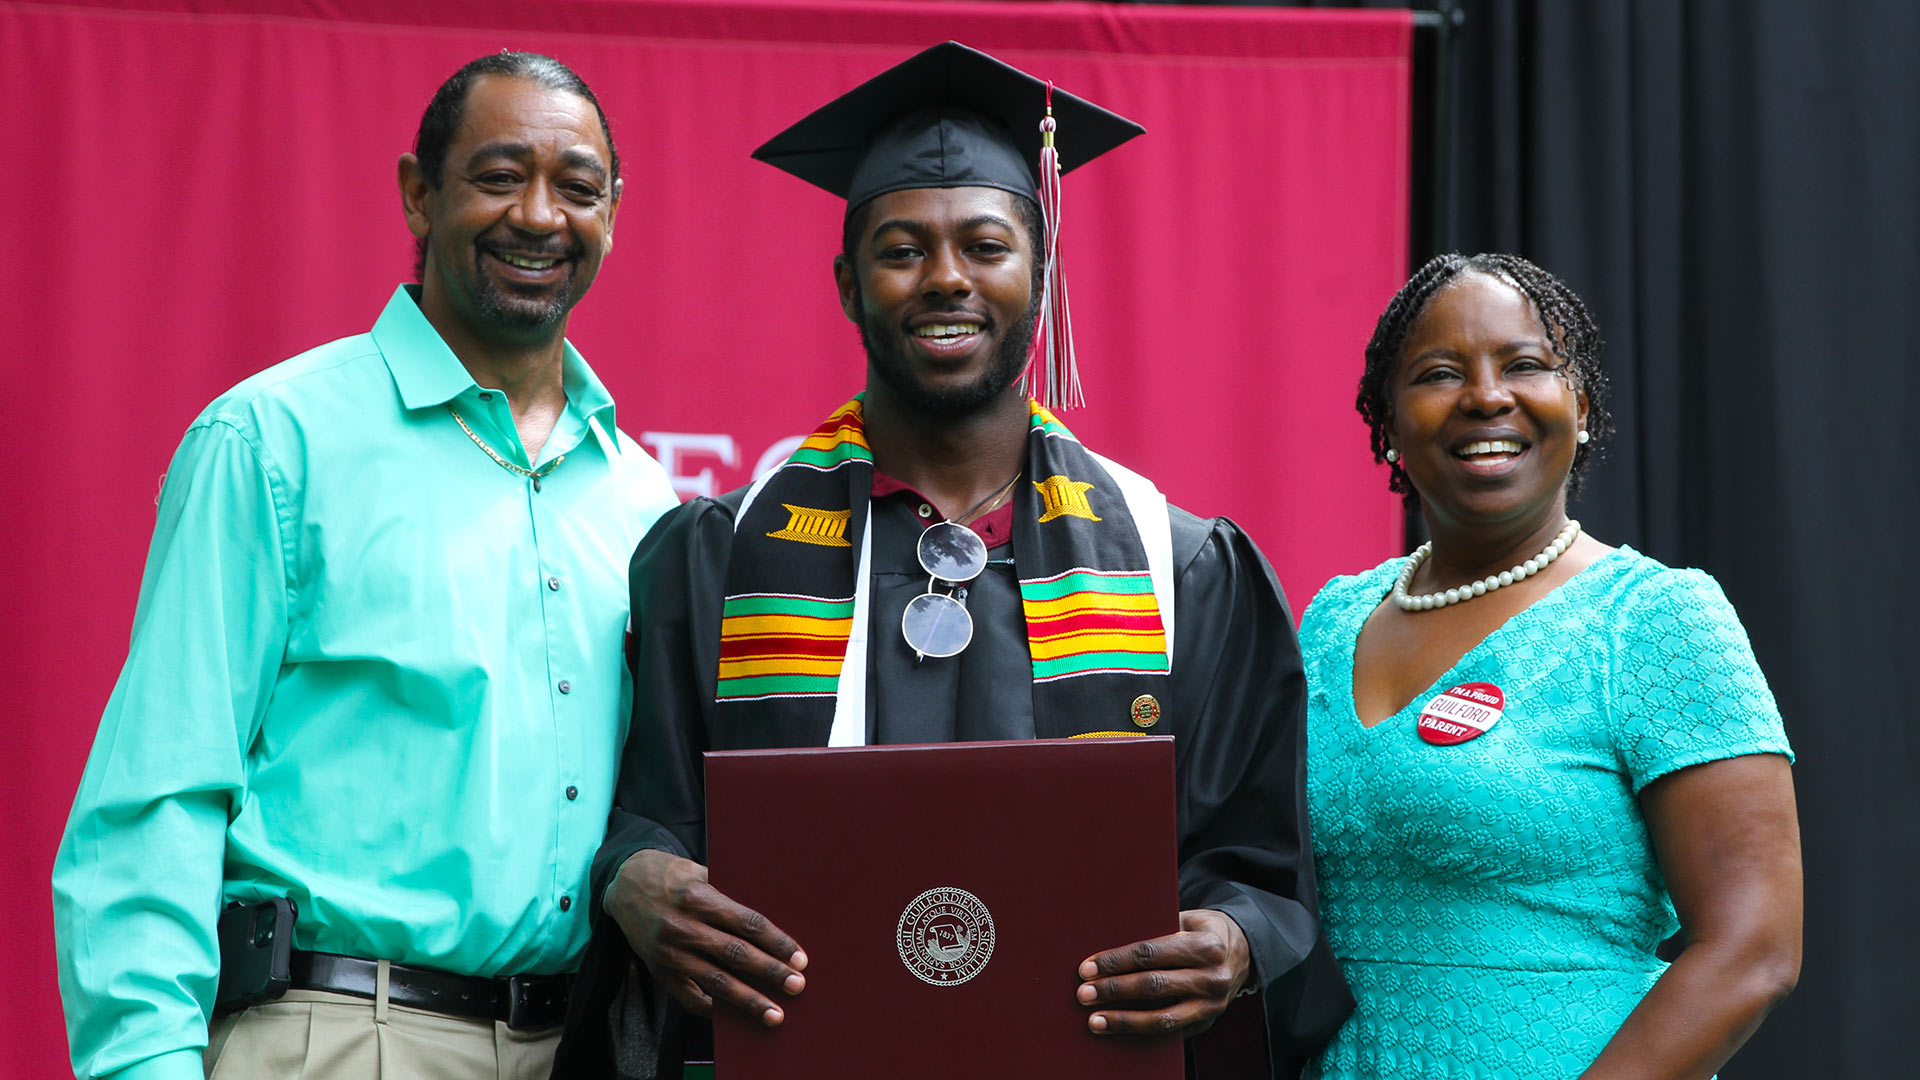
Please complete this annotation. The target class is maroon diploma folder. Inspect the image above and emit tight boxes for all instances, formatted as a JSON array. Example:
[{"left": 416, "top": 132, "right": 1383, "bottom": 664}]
[{"left": 705, "top": 737, "right": 1184, "bottom": 1079}]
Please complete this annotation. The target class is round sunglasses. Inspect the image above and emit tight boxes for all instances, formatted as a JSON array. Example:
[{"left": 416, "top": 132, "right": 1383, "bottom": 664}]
[{"left": 902, "top": 519, "right": 991, "bottom": 659}]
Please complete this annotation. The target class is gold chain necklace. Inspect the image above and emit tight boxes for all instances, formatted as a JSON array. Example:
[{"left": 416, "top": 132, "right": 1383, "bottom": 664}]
[{"left": 447, "top": 406, "right": 566, "bottom": 491}]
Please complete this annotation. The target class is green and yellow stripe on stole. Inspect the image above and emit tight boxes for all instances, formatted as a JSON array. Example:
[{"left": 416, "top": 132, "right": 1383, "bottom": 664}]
[
  {"left": 783, "top": 399, "right": 873, "bottom": 471},
  {"left": 716, "top": 592, "right": 855, "bottom": 700},
  {"left": 1028, "top": 401, "right": 1076, "bottom": 439},
  {"left": 1019, "top": 568, "right": 1170, "bottom": 683}
]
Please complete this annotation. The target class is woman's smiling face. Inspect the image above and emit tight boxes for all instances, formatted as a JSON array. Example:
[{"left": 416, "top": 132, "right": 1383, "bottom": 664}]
[{"left": 1386, "top": 271, "right": 1589, "bottom": 531}]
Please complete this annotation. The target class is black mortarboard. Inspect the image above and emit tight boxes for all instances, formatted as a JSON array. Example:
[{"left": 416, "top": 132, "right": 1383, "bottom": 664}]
[{"left": 752, "top": 41, "right": 1145, "bottom": 212}]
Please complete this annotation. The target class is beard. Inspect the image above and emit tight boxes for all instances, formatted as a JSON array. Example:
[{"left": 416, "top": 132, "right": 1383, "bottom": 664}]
[
  {"left": 464, "top": 248, "right": 577, "bottom": 332},
  {"left": 857, "top": 291, "right": 1040, "bottom": 417}
]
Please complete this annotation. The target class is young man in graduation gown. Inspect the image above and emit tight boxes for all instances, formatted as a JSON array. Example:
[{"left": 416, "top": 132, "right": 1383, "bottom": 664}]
[{"left": 555, "top": 42, "right": 1350, "bottom": 1078}]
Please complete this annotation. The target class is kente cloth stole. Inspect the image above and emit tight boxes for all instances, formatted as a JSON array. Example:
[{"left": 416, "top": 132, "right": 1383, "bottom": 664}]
[{"left": 715, "top": 396, "right": 1176, "bottom": 746}]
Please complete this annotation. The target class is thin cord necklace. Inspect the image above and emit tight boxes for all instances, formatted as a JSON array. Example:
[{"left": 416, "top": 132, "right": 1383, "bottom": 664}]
[
  {"left": 1394, "top": 519, "right": 1582, "bottom": 611},
  {"left": 952, "top": 471, "right": 1023, "bottom": 526},
  {"left": 448, "top": 406, "right": 565, "bottom": 491}
]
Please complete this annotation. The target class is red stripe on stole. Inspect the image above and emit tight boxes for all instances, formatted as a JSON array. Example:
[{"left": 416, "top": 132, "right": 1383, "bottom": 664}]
[
  {"left": 719, "top": 635, "right": 849, "bottom": 661},
  {"left": 807, "top": 407, "right": 864, "bottom": 439},
  {"left": 1024, "top": 610, "right": 1164, "bottom": 637}
]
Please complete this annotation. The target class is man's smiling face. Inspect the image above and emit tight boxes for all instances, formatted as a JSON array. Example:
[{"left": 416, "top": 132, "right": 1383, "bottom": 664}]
[{"left": 406, "top": 74, "right": 619, "bottom": 346}]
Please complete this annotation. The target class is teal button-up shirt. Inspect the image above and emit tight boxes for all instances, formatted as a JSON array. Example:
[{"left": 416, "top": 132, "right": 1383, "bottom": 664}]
[{"left": 53, "top": 287, "right": 679, "bottom": 1080}]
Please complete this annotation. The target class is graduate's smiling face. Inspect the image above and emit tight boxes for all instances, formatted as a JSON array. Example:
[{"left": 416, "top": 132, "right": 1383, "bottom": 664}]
[{"left": 835, "top": 186, "right": 1039, "bottom": 416}]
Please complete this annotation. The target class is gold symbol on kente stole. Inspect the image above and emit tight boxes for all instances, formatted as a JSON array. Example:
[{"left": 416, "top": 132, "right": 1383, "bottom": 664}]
[
  {"left": 1033, "top": 475, "right": 1102, "bottom": 523},
  {"left": 767, "top": 504, "right": 852, "bottom": 547}
]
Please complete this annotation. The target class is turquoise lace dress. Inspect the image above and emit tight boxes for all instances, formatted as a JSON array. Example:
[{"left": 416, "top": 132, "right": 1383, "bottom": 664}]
[{"left": 1302, "top": 547, "right": 1791, "bottom": 1079}]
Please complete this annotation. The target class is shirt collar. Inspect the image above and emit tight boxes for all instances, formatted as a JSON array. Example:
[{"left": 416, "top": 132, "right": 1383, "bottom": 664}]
[
  {"left": 370, "top": 284, "right": 618, "bottom": 428},
  {"left": 871, "top": 469, "right": 1016, "bottom": 550}
]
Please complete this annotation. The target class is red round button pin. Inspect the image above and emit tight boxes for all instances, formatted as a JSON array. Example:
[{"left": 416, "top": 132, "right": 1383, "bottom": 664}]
[{"left": 1415, "top": 682, "right": 1504, "bottom": 746}]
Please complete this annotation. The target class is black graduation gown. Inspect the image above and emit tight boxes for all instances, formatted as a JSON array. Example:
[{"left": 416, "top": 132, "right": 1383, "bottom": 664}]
[{"left": 551, "top": 487, "right": 1352, "bottom": 1078}]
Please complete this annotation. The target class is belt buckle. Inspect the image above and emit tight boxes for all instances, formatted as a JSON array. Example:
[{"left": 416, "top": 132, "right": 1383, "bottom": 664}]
[{"left": 506, "top": 975, "right": 542, "bottom": 1030}]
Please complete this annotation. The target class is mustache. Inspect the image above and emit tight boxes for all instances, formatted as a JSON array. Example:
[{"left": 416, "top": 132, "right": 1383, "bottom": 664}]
[{"left": 900, "top": 308, "right": 997, "bottom": 331}]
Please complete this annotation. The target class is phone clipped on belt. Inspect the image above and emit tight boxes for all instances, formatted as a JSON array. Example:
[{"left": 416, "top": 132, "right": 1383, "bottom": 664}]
[{"left": 214, "top": 897, "right": 297, "bottom": 1016}]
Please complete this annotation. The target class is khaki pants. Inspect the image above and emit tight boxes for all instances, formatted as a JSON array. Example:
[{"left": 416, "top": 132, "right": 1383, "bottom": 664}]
[{"left": 204, "top": 986, "right": 560, "bottom": 1080}]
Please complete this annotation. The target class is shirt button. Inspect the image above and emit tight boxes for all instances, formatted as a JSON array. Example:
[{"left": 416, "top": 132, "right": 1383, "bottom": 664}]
[
  {"left": 559, "top": 895, "right": 572, "bottom": 912},
  {"left": 479, "top": 392, "right": 493, "bottom": 401},
  {"left": 916, "top": 503, "right": 934, "bottom": 518},
  {"left": 547, "top": 576, "right": 562, "bottom": 591},
  {"left": 557, "top": 680, "right": 572, "bottom": 695},
  {"left": 565, "top": 785, "right": 579, "bottom": 801}
]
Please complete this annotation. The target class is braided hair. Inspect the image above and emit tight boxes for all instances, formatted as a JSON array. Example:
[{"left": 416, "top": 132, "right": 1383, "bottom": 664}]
[{"left": 1356, "top": 253, "right": 1613, "bottom": 498}]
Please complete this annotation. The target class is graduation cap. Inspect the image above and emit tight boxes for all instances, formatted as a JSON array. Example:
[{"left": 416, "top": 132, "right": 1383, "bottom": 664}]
[{"left": 753, "top": 42, "right": 1147, "bottom": 409}]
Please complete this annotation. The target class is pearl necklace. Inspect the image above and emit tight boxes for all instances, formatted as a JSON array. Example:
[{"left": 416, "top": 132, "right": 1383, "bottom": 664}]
[{"left": 1393, "top": 519, "right": 1582, "bottom": 611}]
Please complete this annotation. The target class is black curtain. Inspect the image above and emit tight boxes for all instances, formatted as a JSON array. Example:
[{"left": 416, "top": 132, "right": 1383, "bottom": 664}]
[
  {"left": 1427, "top": 8, "right": 1920, "bottom": 1075},
  {"left": 1147, "top": 0, "right": 1920, "bottom": 1075}
]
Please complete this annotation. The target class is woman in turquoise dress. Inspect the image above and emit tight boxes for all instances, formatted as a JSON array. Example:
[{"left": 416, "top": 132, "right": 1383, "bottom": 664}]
[{"left": 1303, "top": 254, "right": 1801, "bottom": 1079}]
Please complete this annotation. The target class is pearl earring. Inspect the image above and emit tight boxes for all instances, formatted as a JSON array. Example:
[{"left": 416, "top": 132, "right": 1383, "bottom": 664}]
[
  {"left": 1384, "top": 448, "right": 1399, "bottom": 463},
  {"left": 1576, "top": 430, "right": 1590, "bottom": 445}
]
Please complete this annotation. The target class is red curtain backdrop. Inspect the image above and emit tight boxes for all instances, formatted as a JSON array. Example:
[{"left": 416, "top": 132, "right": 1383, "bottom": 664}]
[{"left": 0, "top": 2, "right": 1408, "bottom": 1074}]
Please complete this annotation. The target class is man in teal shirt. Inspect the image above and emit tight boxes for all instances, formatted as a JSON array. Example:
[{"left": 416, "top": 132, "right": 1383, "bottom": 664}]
[{"left": 53, "top": 52, "right": 677, "bottom": 1080}]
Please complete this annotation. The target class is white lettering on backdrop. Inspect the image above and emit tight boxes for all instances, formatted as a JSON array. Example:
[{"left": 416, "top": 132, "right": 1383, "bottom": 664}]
[{"left": 640, "top": 432, "right": 808, "bottom": 500}]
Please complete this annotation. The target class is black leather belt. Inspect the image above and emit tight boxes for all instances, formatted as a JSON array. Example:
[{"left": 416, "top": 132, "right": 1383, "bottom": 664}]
[{"left": 288, "top": 950, "right": 571, "bottom": 1030}]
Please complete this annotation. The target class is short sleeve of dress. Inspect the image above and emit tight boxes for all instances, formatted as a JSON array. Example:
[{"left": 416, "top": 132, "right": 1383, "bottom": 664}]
[
  {"left": 1608, "top": 565, "right": 1793, "bottom": 793},
  {"left": 1297, "top": 579, "right": 1339, "bottom": 658},
  {"left": 1299, "top": 566, "right": 1388, "bottom": 661}
]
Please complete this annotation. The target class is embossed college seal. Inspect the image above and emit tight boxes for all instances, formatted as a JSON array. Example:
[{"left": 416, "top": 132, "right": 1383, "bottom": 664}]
[{"left": 896, "top": 886, "right": 996, "bottom": 986}]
